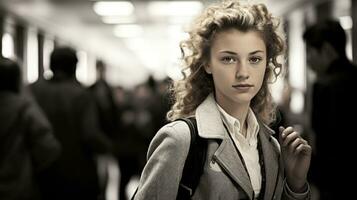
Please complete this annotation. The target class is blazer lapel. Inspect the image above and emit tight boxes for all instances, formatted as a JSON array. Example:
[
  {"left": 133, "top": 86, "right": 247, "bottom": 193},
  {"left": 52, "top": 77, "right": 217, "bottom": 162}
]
[
  {"left": 258, "top": 124, "right": 280, "bottom": 200},
  {"left": 214, "top": 136, "right": 254, "bottom": 200},
  {"left": 195, "top": 94, "right": 254, "bottom": 199}
]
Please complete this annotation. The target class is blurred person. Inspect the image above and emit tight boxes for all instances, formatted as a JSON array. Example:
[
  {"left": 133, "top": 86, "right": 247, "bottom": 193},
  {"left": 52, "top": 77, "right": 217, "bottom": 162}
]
[
  {"left": 29, "top": 46, "right": 112, "bottom": 200},
  {"left": 135, "top": 77, "right": 162, "bottom": 145},
  {"left": 0, "top": 57, "right": 61, "bottom": 200},
  {"left": 133, "top": 1, "right": 312, "bottom": 199},
  {"left": 150, "top": 77, "right": 173, "bottom": 134},
  {"left": 90, "top": 59, "right": 121, "bottom": 199},
  {"left": 118, "top": 83, "right": 156, "bottom": 200},
  {"left": 303, "top": 19, "right": 357, "bottom": 200},
  {"left": 90, "top": 60, "right": 120, "bottom": 140}
]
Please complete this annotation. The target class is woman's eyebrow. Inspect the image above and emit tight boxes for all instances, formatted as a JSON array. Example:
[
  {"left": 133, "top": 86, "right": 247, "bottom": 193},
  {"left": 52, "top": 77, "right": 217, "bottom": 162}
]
[
  {"left": 218, "top": 50, "right": 237, "bottom": 55},
  {"left": 249, "top": 50, "right": 265, "bottom": 55},
  {"left": 218, "top": 50, "right": 265, "bottom": 55}
]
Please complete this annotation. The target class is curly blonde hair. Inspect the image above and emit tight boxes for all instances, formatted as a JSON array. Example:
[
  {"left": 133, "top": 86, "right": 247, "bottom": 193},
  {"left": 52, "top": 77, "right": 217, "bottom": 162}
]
[{"left": 167, "top": 0, "right": 285, "bottom": 124}]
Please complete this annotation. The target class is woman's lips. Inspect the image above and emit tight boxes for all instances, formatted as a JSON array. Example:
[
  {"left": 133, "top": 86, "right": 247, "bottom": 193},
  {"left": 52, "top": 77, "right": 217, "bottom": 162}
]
[
  {"left": 232, "top": 84, "right": 253, "bottom": 91},
  {"left": 232, "top": 84, "right": 253, "bottom": 88}
]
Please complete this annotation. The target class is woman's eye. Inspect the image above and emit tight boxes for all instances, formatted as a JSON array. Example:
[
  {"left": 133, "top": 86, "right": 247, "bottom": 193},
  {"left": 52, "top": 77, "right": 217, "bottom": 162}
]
[
  {"left": 249, "top": 57, "right": 262, "bottom": 64},
  {"left": 221, "top": 56, "right": 236, "bottom": 64}
]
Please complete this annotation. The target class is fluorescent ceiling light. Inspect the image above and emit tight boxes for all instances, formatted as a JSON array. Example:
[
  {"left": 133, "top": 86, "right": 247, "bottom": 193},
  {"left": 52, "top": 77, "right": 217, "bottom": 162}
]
[
  {"left": 113, "top": 25, "right": 143, "bottom": 38},
  {"left": 93, "top": 1, "right": 134, "bottom": 16},
  {"left": 148, "top": 1, "right": 203, "bottom": 16},
  {"left": 102, "top": 16, "right": 136, "bottom": 24}
]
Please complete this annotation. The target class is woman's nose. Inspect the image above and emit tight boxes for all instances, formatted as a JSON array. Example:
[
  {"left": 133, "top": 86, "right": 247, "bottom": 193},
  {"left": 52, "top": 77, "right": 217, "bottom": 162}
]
[{"left": 236, "top": 62, "right": 249, "bottom": 80}]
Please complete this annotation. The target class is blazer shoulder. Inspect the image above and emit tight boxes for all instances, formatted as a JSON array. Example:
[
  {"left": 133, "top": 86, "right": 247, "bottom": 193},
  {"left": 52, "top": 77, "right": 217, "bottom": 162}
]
[
  {"left": 158, "top": 120, "right": 192, "bottom": 139},
  {"left": 148, "top": 120, "right": 192, "bottom": 157},
  {"left": 134, "top": 121, "right": 194, "bottom": 200}
]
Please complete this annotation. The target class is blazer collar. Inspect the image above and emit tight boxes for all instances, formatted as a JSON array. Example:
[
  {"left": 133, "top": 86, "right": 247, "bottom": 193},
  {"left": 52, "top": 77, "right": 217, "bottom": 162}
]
[
  {"left": 195, "top": 93, "right": 276, "bottom": 139},
  {"left": 195, "top": 93, "right": 226, "bottom": 140},
  {"left": 195, "top": 93, "right": 280, "bottom": 200}
]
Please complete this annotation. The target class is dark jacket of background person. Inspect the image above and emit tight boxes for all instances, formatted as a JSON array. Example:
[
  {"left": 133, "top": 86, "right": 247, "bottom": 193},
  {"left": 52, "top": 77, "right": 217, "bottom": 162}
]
[
  {"left": 0, "top": 57, "right": 61, "bottom": 200},
  {"left": 303, "top": 19, "right": 357, "bottom": 200},
  {"left": 89, "top": 60, "right": 121, "bottom": 198},
  {"left": 29, "top": 47, "right": 112, "bottom": 200},
  {"left": 89, "top": 60, "right": 120, "bottom": 141}
]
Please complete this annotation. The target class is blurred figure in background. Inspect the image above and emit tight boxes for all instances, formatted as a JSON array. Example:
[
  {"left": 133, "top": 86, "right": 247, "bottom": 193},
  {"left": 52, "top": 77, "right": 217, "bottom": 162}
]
[
  {"left": 29, "top": 47, "right": 112, "bottom": 200},
  {"left": 0, "top": 57, "right": 61, "bottom": 200},
  {"left": 116, "top": 76, "right": 172, "bottom": 200},
  {"left": 89, "top": 59, "right": 121, "bottom": 199},
  {"left": 118, "top": 82, "right": 155, "bottom": 200},
  {"left": 303, "top": 19, "right": 357, "bottom": 200},
  {"left": 150, "top": 76, "right": 172, "bottom": 134},
  {"left": 90, "top": 60, "right": 120, "bottom": 143}
]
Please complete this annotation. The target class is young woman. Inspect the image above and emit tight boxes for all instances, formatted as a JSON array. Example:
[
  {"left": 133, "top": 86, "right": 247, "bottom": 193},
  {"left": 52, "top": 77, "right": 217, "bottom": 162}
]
[{"left": 133, "top": 0, "right": 311, "bottom": 199}]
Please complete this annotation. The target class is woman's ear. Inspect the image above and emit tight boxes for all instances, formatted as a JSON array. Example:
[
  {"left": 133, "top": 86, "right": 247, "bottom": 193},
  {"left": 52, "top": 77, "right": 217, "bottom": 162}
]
[{"left": 204, "top": 64, "right": 212, "bottom": 74}]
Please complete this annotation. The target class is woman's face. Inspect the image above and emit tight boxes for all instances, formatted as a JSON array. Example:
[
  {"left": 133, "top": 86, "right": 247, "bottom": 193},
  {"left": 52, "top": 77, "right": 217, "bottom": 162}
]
[{"left": 205, "top": 28, "right": 267, "bottom": 109}]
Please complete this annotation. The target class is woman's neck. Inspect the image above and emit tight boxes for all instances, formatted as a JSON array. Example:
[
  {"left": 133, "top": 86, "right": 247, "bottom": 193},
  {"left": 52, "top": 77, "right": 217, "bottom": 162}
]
[
  {"left": 216, "top": 96, "right": 250, "bottom": 137},
  {"left": 229, "top": 106, "right": 249, "bottom": 138}
]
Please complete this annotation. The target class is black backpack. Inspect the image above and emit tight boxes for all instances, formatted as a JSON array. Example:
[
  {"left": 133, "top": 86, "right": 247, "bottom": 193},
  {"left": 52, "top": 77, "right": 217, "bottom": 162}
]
[{"left": 131, "top": 117, "right": 207, "bottom": 200}]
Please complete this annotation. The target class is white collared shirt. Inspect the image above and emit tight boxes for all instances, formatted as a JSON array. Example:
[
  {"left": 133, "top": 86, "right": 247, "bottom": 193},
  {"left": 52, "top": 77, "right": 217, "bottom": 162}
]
[{"left": 216, "top": 104, "right": 262, "bottom": 198}]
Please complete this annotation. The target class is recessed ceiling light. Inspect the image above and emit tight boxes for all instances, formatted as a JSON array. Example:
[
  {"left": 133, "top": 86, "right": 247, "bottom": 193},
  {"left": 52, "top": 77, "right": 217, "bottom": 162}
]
[
  {"left": 148, "top": 1, "right": 203, "bottom": 16},
  {"left": 93, "top": 1, "right": 134, "bottom": 16}
]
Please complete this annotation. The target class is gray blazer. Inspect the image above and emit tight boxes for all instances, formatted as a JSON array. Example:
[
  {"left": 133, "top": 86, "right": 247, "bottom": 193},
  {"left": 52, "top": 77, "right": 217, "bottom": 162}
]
[{"left": 134, "top": 94, "right": 310, "bottom": 200}]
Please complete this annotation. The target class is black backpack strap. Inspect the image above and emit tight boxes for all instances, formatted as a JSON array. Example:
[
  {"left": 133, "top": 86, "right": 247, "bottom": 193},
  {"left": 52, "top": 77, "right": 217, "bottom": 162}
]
[{"left": 176, "top": 117, "right": 207, "bottom": 200}]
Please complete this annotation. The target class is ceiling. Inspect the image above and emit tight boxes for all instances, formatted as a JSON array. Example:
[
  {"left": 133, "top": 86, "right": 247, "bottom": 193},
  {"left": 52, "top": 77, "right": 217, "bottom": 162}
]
[{"left": 0, "top": 0, "right": 309, "bottom": 88}]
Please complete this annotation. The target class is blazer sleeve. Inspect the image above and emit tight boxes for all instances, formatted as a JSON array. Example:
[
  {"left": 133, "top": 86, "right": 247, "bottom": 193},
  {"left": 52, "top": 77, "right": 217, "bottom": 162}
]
[
  {"left": 133, "top": 121, "right": 191, "bottom": 200},
  {"left": 282, "top": 180, "right": 311, "bottom": 200}
]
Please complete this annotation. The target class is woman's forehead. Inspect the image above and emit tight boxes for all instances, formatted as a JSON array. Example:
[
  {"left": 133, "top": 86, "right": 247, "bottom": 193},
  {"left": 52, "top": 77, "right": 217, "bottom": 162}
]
[{"left": 210, "top": 29, "right": 266, "bottom": 54}]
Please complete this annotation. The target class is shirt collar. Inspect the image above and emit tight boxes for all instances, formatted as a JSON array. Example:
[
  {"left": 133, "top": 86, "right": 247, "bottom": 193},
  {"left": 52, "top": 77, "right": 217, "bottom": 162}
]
[{"left": 216, "top": 103, "right": 260, "bottom": 140}]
